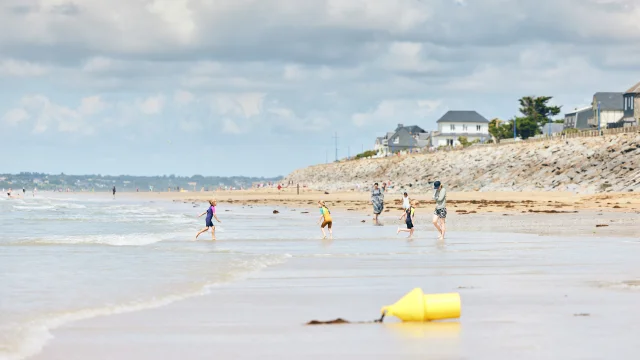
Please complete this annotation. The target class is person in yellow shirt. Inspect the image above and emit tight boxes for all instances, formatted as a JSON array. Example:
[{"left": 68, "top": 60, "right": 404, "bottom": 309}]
[
  {"left": 397, "top": 201, "right": 416, "bottom": 238},
  {"left": 317, "top": 201, "right": 333, "bottom": 239}
]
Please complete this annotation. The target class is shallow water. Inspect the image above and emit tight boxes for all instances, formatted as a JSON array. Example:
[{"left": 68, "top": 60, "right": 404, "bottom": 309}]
[{"left": 2, "top": 194, "right": 639, "bottom": 360}]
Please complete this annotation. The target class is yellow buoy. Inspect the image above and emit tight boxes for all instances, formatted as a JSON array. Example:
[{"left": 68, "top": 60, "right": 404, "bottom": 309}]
[{"left": 381, "top": 288, "right": 461, "bottom": 322}]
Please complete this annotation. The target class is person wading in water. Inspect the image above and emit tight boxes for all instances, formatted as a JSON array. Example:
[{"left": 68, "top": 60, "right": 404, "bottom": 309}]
[
  {"left": 371, "top": 182, "right": 384, "bottom": 225},
  {"left": 432, "top": 181, "right": 447, "bottom": 240}
]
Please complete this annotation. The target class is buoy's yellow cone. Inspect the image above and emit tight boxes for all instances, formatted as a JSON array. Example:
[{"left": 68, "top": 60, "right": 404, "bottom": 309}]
[{"left": 381, "top": 288, "right": 461, "bottom": 322}]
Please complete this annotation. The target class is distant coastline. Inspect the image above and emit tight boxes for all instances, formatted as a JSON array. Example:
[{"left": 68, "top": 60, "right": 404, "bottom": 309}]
[{"left": 0, "top": 173, "right": 282, "bottom": 192}]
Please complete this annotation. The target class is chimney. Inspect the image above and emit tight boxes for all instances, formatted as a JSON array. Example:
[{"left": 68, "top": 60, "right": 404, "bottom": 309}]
[{"left": 397, "top": 123, "right": 403, "bottom": 129}]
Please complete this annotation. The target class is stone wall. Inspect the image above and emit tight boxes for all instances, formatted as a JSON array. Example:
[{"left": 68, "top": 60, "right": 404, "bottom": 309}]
[{"left": 284, "top": 132, "right": 640, "bottom": 194}]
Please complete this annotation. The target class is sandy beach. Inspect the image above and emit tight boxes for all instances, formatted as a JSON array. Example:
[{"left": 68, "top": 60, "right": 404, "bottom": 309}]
[{"left": 129, "top": 188, "right": 640, "bottom": 215}]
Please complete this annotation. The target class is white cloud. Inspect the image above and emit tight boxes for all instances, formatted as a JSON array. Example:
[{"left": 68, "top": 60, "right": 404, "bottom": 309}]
[
  {"left": 79, "top": 96, "right": 107, "bottom": 115},
  {"left": 222, "top": 118, "right": 242, "bottom": 134},
  {"left": 82, "top": 57, "right": 116, "bottom": 73},
  {"left": 174, "top": 90, "right": 195, "bottom": 105},
  {"left": 210, "top": 93, "right": 264, "bottom": 118},
  {"left": 2, "top": 108, "right": 29, "bottom": 125},
  {"left": 2, "top": 94, "right": 110, "bottom": 134},
  {"left": 0, "top": 59, "right": 48, "bottom": 77},
  {"left": 352, "top": 99, "right": 443, "bottom": 127},
  {"left": 137, "top": 95, "right": 165, "bottom": 115}
]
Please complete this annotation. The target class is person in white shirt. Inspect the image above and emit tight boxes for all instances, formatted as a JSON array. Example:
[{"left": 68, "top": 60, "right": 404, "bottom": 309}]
[{"left": 402, "top": 192, "right": 410, "bottom": 210}]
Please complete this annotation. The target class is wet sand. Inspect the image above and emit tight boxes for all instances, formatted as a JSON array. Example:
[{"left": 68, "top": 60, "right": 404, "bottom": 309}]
[{"left": 28, "top": 206, "right": 640, "bottom": 360}]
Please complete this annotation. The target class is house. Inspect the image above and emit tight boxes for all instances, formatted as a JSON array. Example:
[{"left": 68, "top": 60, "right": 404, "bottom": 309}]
[
  {"left": 563, "top": 106, "right": 593, "bottom": 130},
  {"left": 375, "top": 124, "right": 429, "bottom": 154},
  {"left": 589, "top": 92, "right": 624, "bottom": 128},
  {"left": 622, "top": 81, "right": 640, "bottom": 126},
  {"left": 432, "top": 111, "right": 490, "bottom": 147}
]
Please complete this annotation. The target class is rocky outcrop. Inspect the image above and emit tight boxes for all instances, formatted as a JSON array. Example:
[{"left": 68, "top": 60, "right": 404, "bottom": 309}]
[{"left": 284, "top": 133, "right": 640, "bottom": 194}]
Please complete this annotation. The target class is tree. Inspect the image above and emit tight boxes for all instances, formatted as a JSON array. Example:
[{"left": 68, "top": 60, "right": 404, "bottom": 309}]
[
  {"left": 488, "top": 118, "right": 513, "bottom": 142},
  {"left": 518, "top": 96, "right": 562, "bottom": 128},
  {"left": 513, "top": 116, "right": 539, "bottom": 140}
]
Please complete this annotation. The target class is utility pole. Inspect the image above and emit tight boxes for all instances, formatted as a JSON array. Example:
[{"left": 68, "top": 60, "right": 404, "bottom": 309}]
[
  {"left": 333, "top": 132, "right": 338, "bottom": 162},
  {"left": 597, "top": 101, "right": 601, "bottom": 133},
  {"left": 325, "top": 149, "right": 328, "bottom": 164},
  {"left": 513, "top": 118, "right": 516, "bottom": 140}
]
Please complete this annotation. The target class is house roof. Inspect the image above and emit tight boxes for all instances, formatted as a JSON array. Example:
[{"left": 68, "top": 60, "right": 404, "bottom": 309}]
[
  {"left": 593, "top": 92, "right": 623, "bottom": 111},
  {"left": 436, "top": 110, "right": 489, "bottom": 123},
  {"left": 397, "top": 125, "right": 426, "bottom": 134},
  {"left": 626, "top": 81, "right": 640, "bottom": 94},
  {"left": 564, "top": 106, "right": 592, "bottom": 116}
]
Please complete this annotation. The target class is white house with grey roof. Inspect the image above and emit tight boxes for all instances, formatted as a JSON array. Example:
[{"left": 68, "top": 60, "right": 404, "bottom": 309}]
[{"left": 432, "top": 111, "right": 490, "bottom": 147}]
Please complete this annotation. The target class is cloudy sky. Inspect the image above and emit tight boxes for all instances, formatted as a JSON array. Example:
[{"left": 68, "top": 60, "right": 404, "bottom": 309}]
[{"left": 1, "top": 0, "right": 639, "bottom": 177}]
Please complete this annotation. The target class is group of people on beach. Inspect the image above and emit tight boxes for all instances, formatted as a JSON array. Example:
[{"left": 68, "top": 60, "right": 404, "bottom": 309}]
[
  {"left": 5, "top": 187, "right": 37, "bottom": 198},
  {"left": 194, "top": 181, "right": 447, "bottom": 241},
  {"left": 372, "top": 180, "right": 447, "bottom": 240}
]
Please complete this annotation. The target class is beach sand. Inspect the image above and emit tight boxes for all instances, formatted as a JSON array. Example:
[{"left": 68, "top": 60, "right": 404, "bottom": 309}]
[
  {"left": 128, "top": 188, "right": 640, "bottom": 215},
  {"left": 26, "top": 194, "right": 640, "bottom": 360}
]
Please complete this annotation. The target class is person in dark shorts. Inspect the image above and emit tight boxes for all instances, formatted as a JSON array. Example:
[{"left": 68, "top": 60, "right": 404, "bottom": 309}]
[
  {"left": 432, "top": 181, "right": 447, "bottom": 240},
  {"left": 196, "top": 199, "right": 221, "bottom": 240},
  {"left": 397, "top": 201, "right": 416, "bottom": 238},
  {"left": 317, "top": 201, "right": 333, "bottom": 239},
  {"left": 112, "top": 186, "right": 116, "bottom": 199}
]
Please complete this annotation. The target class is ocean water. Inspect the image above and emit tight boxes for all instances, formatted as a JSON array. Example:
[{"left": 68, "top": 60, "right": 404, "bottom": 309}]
[{"left": 0, "top": 195, "right": 300, "bottom": 360}]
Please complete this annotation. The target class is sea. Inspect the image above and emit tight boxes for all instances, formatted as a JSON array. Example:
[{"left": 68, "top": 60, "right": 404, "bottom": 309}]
[{"left": 0, "top": 193, "right": 303, "bottom": 360}]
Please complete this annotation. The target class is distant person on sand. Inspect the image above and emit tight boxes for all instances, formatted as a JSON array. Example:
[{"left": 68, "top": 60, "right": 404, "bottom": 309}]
[
  {"left": 432, "top": 181, "right": 447, "bottom": 240},
  {"left": 22, "top": 187, "right": 25, "bottom": 195},
  {"left": 112, "top": 186, "right": 116, "bottom": 199},
  {"left": 196, "top": 199, "right": 221, "bottom": 240},
  {"left": 402, "top": 192, "right": 410, "bottom": 210},
  {"left": 397, "top": 200, "right": 416, "bottom": 238},
  {"left": 7, "top": 188, "right": 12, "bottom": 198},
  {"left": 371, "top": 182, "right": 384, "bottom": 225},
  {"left": 317, "top": 201, "right": 333, "bottom": 239}
]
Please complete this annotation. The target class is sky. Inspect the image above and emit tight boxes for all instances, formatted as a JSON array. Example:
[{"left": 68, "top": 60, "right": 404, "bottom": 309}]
[{"left": 1, "top": 0, "right": 639, "bottom": 177}]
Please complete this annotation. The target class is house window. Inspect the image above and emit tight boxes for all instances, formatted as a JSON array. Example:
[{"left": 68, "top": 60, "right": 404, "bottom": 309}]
[
  {"left": 476, "top": 125, "right": 481, "bottom": 131},
  {"left": 447, "top": 139, "right": 454, "bottom": 146},
  {"left": 393, "top": 137, "right": 399, "bottom": 144},
  {"left": 632, "top": 97, "right": 635, "bottom": 110},
  {"left": 450, "top": 125, "right": 455, "bottom": 131},
  {"left": 462, "top": 125, "right": 468, "bottom": 132}
]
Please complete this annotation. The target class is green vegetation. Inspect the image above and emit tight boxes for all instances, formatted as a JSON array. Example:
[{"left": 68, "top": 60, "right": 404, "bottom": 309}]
[
  {"left": 0, "top": 172, "right": 282, "bottom": 192},
  {"left": 458, "top": 136, "right": 480, "bottom": 147},
  {"left": 489, "top": 96, "right": 562, "bottom": 142},
  {"left": 355, "top": 150, "right": 377, "bottom": 159}
]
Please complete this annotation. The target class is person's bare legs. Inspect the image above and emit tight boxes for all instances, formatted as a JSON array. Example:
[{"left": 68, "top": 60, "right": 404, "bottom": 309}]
[
  {"left": 439, "top": 218, "right": 446, "bottom": 240},
  {"left": 320, "top": 225, "right": 326, "bottom": 239},
  {"left": 195, "top": 227, "right": 209, "bottom": 239},
  {"left": 432, "top": 214, "right": 442, "bottom": 238},
  {"left": 328, "top": 223, "right": 333, "bottom": 239},
  {"left": 373, "top": 213, "right": 379, "bottom": 225},
  {"left": 211, "top": 226, "right": 216, "bottom": 240}
]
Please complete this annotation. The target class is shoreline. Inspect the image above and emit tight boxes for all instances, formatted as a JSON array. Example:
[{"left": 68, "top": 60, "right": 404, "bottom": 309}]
[{"left": 119, "top": 189, "right": 640, "bottom": 215}]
